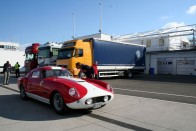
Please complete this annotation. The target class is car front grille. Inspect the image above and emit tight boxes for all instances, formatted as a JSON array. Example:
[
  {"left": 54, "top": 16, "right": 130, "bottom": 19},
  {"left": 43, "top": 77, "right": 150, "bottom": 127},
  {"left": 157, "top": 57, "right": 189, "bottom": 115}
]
[{"left": 92, "top": 96, "right": 111, "bottom": 103}]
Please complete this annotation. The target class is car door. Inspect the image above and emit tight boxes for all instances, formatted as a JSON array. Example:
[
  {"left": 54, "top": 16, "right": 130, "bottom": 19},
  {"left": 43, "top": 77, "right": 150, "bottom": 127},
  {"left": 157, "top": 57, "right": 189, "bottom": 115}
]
[
  {"left": 30, "top": 70, "right": 43, "bottom": 96},
  {"left": 39, "top": 70, "right": 51, "bottom": 99}
]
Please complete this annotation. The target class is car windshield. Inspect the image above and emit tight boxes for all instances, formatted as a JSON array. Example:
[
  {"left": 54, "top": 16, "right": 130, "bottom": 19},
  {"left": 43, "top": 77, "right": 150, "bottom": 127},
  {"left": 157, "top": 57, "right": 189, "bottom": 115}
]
[{"left": 45, "top": 69, "right": 72, "bottom": 78}]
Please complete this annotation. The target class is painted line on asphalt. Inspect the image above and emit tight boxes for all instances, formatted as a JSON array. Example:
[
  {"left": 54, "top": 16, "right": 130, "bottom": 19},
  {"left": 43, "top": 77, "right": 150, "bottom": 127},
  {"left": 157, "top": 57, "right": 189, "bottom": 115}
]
[
  {"left": 0, "top": 85, "right": 19, "bottom": 93},
  {"left": 114, "top": 88, "right": 196, "bottom": 99}
]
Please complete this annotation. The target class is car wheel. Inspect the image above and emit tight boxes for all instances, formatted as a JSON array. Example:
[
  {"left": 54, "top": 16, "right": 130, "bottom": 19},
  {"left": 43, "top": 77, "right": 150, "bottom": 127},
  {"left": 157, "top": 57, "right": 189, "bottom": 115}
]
[
  {"left": 20, "top": 85, "right": 28, "bottom": 100},
  {"left": 52, "top": 92, "right": 69, "bottom": 114}
]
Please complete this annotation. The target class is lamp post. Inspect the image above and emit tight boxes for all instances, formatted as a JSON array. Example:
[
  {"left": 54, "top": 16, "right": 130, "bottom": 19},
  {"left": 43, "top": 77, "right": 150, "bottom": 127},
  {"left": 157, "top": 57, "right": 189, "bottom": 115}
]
[
  {"left": 72, "top": 13, "right": 76, "bottom": 39},
  {"left": 99, "top": 2, "right": 102, "bottom": 34}
]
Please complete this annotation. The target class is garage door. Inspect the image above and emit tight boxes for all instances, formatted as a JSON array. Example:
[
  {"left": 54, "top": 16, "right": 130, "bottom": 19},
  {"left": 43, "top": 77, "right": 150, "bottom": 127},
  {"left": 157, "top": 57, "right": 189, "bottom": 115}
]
[
  {"left": 157, "top": 60, "right": 173, "bottom": 74},
  {"left": 176, "top": 60, "right": 195, "bottom": 75}
]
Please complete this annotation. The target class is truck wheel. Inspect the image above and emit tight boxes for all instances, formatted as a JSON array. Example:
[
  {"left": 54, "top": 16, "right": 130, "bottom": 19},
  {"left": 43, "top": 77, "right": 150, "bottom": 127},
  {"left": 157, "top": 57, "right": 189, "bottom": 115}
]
[
  {"left": 127, "top": 71, "right": 133, "bottom": 78},
  {"left": 52, "top": 92, "right": 69, "bottom": 115}
]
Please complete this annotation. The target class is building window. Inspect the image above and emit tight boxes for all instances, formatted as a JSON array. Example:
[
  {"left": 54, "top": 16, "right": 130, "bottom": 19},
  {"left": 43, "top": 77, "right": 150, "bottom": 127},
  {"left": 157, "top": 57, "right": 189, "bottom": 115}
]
[
  {"left": 146, "top": 40, "right": 151, "bottom": 47},
  {"left": 159, "top": 38, "right": 164, "bottom": 46}
]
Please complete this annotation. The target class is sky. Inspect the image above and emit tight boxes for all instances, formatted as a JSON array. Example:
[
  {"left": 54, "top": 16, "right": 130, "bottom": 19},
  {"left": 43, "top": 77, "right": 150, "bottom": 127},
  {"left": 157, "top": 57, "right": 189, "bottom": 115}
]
[{"left": 0, "top": 0, "right": 196, "bottom": 45}]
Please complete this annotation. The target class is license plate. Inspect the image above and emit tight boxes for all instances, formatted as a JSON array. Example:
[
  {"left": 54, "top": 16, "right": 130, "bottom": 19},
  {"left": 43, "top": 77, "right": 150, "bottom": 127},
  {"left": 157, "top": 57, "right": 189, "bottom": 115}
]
[{"left": 93, "top": 102, "right": 102, "bottom": 109}]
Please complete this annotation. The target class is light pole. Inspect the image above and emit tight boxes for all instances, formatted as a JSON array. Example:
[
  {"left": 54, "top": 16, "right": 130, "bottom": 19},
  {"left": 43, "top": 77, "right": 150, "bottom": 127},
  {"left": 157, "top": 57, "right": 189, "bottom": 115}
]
[
  {"left": 72, "top": 12, "right": 76, "bottom": 39},
  {"left": 99, "top": 2, "right": 102, "bottom": 34}
]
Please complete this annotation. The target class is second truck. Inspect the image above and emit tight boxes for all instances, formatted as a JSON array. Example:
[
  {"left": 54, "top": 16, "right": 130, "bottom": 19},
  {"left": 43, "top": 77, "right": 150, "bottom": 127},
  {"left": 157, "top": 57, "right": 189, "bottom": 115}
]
[
  {"left": 38, "top": 42, "right": 62, "bottom": 66},
  {"left": 56, "top": 38, "right": 146, "bottom": 78}
]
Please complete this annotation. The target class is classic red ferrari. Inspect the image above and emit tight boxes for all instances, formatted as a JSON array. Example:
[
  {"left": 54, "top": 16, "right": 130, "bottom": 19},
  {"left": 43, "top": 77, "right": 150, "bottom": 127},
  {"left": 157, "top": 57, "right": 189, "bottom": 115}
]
[{"left": 17, "top": 66, "right": 114, "bottom": 114}]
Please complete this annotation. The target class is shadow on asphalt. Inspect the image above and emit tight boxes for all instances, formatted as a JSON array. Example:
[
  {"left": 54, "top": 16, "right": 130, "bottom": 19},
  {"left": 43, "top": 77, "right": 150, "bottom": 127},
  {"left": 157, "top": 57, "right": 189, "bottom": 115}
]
[
  {"left": 0, "top": 92, "right": 152, "bottom": 131},
  {"left": 0, "top": 94, "right": 91, "bottom": 121}
]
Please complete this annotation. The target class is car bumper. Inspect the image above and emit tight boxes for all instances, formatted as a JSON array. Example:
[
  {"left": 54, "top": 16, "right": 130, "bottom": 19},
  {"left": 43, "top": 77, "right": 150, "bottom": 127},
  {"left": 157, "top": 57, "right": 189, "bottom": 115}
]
[{"left": 66, "top": 93, "right": 114, "bottom": 109}]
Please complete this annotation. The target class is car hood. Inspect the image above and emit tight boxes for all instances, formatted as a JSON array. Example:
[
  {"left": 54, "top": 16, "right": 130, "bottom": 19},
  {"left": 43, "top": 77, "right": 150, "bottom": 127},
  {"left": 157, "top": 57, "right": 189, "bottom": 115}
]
[
  {"left": 57, "top": 76, "right": 85, "bottom": 83},
  {"left": 56, "top": 76, "right": 112, "bottom": 98}
]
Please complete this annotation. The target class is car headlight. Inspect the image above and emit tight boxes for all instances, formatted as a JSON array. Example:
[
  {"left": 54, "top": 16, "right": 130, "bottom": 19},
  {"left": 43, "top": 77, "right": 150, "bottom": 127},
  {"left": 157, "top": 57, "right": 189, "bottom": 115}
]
[
  {"left": 103, "top": 96, "right": 109, "bottom": 102},
  {"left": 69, "top": 88, "right": 80, "bottom": 98},
  {"left": 106, "top": 85, "right": 114, "bottom": 93}
]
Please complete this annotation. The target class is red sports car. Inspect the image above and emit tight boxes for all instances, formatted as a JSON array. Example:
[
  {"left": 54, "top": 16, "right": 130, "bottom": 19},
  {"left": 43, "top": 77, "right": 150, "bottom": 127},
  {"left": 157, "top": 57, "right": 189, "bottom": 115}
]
[{"left": 17, "top": 66, "right": 114, "bottom": 114}]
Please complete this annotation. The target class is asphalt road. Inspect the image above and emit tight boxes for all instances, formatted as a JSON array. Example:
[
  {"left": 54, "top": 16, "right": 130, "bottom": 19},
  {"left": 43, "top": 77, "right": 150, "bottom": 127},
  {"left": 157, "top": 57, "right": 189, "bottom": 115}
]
[
  {"left": 103, "top": 75, "right": 196, "bottom": 105},
  {"left": 1, "top": 74, "right": 196, "bottom": 131}
]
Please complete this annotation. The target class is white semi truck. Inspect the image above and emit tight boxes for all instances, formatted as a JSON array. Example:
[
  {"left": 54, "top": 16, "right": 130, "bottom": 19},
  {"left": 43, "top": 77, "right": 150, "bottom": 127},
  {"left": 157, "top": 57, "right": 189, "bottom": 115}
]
[{"left": 38, "top": 42, "right": 62, "bottom": 66}]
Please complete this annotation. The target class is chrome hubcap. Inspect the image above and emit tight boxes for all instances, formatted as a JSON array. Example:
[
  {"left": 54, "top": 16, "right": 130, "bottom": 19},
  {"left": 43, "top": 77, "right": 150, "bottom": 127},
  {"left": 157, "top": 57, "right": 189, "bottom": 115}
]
[
  {"left": 54, "top": 93, "right": 63, "bottom": 111},
  {"left": 128, "top": 72, "right": 132, "bottom": 78},
  {"left": 20, "top": 87, "right": 25, "bottom": 98}
]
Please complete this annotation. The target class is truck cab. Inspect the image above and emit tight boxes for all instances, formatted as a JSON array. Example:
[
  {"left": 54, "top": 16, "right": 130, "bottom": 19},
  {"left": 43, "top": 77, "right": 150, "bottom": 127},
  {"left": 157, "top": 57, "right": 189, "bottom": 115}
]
[
  {"left": 25, "top": 43, "right": 40, "bottom": 73},
  {"left": 38, "top": 42, "right": 62, "bottom": 66},
  {"left": 56, "top": 39, "right": 93, "bottom": 76}
]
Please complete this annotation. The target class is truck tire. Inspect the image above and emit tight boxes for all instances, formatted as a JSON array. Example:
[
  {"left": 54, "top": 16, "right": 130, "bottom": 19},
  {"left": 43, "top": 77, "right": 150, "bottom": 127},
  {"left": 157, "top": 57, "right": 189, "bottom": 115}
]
[{"left": 127, "top": 71, "right": 133, "bottom": 78}]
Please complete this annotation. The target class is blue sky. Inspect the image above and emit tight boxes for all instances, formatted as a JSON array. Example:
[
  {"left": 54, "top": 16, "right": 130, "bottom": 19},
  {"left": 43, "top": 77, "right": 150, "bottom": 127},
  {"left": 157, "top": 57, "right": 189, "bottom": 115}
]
[{"left": 0, "top": 0, "right": 196, "bottom": 44}]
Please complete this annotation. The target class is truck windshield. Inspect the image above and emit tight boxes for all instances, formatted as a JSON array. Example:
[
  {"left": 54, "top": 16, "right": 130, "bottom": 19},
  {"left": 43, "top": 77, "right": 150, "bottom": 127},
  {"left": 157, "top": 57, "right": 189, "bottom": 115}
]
[
  {"left": 38, "top": 47, "right": 50, "bottom": 58},
  {"left": 25, "top": 54, "right": 34, "bottom": 60},
  {"left": 58, "top": 48, "right": 74, "bottom": 59}
]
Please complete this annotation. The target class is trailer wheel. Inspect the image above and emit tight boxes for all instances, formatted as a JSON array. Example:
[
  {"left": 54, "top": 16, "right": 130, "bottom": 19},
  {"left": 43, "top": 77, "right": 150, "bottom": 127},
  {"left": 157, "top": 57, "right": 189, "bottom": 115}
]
[{"left": 127, "top": 71, "right": 133, "bottom": 78}]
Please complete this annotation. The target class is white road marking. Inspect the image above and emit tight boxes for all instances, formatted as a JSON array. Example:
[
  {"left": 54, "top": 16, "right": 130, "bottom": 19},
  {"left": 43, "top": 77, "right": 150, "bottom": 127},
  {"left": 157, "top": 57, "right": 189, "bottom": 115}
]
[{"left": 114, "top": 88, "right": 196, "bottom": 99}]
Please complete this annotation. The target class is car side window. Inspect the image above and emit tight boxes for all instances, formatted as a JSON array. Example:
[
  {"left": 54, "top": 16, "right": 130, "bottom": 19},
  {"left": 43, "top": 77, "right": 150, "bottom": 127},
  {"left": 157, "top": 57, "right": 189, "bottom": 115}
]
[
  {"left": 45, "top": 70, "right": 54, "bottom": 78},
  {"left": 41, "top": 70, "right": 46, "bottom": 78},
  {"left": 31, "top": 71, "right": 40, "bottom": 78}
]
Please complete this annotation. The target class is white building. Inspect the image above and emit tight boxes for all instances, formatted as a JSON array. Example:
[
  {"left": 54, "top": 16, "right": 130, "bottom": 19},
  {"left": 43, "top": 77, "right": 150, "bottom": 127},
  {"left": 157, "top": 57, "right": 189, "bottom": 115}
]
[
  {"left": 147, "top": 50, "right": 196, "bottom": 75},
  {"left": 113, "top": 24, "right": 196, "bottom": 76},
  {"left": 0, "top": 41, "right": 25, "bottom": 72},
  {"left": 74, "top": 33, "right": 112, "bottom": 41}
]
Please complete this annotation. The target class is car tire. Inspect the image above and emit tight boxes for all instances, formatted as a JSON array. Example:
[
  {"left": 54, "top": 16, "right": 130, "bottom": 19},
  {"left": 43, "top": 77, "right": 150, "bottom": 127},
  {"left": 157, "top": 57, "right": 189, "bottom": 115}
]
[
  {"left": 52, "top": 92, "right": 69, "bottom": 115},
  {"left": 20, "top": 85, "right": 28, "bottom": 100}
]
